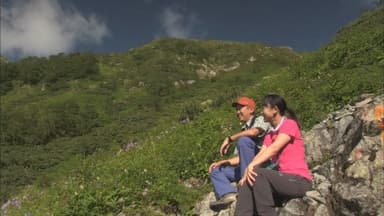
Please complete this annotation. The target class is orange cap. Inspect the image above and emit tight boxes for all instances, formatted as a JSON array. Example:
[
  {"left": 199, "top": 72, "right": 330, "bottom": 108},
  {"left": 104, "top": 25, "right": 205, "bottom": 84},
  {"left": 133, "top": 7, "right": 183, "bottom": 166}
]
[{"left": 232, "top": 97, "right": 256, "bottom": 109}]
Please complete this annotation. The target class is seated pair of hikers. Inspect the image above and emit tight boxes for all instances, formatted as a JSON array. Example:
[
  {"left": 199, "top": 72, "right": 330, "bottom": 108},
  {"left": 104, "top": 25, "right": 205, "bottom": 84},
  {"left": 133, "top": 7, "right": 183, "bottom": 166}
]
[
  {"left": 208, "top": 95, "right": 313, "bottom": 216},
  {"left": 208, "top": 97, "right": 270, "bottom": 210}
]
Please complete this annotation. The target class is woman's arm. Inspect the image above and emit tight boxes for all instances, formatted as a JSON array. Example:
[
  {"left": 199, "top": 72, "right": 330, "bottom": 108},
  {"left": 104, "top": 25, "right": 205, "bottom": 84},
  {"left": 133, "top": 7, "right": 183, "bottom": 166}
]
[
  {"left": 242, "top": 133, "right": 291, "bottom": 186},
  {"left": 253, "top": 145, "right": 267, "bottom": 162},
  {"left": 251, "top": 133, "right": 290, "bottom": 167}
]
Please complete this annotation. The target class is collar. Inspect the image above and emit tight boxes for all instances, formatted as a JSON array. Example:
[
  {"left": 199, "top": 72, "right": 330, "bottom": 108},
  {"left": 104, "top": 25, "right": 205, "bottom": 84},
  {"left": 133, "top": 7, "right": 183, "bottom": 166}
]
[
  {"left": 242, "top": 115, "right": 256, "bottom": 130},
  {"left": 270, "top": 116, "right": 286, "bottom": 133}
]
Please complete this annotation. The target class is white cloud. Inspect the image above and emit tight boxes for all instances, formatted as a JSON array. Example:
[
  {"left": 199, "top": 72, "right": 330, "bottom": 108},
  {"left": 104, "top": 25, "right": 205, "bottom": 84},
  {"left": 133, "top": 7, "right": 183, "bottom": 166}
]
[
  {"left": 159, "top": 7, "right": 198, "bottom": 38},
  {"left": 0, "top": 0, "right": 109, "bottom": 58}
]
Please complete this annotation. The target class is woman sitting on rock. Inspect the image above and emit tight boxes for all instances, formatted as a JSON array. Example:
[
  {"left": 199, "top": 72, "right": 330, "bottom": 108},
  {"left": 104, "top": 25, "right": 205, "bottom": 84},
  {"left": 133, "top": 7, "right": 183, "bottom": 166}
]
[{"left": 235, "top": 93, "right": 313, "bottom": 216}]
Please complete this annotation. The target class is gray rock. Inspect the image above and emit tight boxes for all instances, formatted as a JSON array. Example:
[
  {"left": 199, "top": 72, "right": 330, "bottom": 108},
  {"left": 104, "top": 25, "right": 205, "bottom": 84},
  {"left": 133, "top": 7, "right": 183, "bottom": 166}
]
[
  {"left": 218, "top": 202, "right": 236, "bottom": 216},
  {"left": 355, "top": 97, "right": 373, "bottom": 108},
  {"left": 193, "top": 192, "right": 217, "bottom": 216},
  {"left": 304, "top": 124, "right": 332, "bottom": 165},
  {"left": 278, "top": 199, "right": 307, "bottom": 216},
  {"left": 345, "top": 160, "right": 371, "bottom": 183},
  {"left": 313, "top": 204, "right": 330, "bottom": 216},
  {"left": 312, "top": 173, "right": 332, "bottom": 198},
  {"left": 305, "top": 191, "right": 326, "bottom": 204},
  {"left": 333, "top": 182, "right": 380, "bottom": 216}
]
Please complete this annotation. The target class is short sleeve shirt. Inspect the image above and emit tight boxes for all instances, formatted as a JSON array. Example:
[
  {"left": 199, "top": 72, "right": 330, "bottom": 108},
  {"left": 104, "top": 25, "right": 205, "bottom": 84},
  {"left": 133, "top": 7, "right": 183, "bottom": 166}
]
[
  {"left": 263, "top": 118, "right": 312, "bottom": 180},
  {"left": 241, "top": 116, "right": 270, "bottom": 147}
]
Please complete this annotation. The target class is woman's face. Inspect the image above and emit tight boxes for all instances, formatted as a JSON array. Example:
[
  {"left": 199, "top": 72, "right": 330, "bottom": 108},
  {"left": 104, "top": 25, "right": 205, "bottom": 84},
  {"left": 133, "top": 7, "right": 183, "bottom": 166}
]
[{"left": 262, "top": 104, "right": 278, "bottom": 122}]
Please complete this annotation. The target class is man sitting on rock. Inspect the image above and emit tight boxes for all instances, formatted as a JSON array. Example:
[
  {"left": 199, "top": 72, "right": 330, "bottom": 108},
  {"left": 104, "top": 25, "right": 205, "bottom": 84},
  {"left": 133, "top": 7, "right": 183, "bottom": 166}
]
[{"left": 208, "top": 97, "right": 270, "bottom": 211}]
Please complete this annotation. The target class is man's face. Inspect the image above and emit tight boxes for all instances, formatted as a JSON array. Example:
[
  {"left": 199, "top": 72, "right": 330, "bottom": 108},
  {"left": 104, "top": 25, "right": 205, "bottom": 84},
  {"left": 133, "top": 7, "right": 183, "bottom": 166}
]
[{"left": 235, "top": 105, "right": 254, "bottom": 122}]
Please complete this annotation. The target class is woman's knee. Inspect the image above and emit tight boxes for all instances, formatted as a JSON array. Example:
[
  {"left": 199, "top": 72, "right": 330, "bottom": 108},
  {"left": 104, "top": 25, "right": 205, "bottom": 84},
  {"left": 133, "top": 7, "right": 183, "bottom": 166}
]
[{"left": 253, "top": 167, "right": 270, "bottom": 177}]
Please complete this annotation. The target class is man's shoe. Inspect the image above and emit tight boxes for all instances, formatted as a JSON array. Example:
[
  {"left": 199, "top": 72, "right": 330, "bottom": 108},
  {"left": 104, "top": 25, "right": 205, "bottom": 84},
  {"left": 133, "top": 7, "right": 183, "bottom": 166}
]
[{"left": 209, "top": 192, "right": 237, "bottom": 212}]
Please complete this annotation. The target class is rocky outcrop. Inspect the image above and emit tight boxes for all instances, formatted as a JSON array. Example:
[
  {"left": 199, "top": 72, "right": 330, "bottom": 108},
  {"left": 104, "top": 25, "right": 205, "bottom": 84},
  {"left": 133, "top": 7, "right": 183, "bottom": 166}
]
[
  {"left": 195, "top": 94, "right": 383, "bottom": 216},
  {"left": 195, "top": 62, "right": 240, "bottom": 79},
  {"left": 174, "top": 80, "right": 196, "bottom": 88}
]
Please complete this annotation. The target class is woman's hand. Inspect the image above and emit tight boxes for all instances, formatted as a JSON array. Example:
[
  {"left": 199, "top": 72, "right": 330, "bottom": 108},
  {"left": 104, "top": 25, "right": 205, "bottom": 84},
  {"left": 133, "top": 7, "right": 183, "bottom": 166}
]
[
  {"left": 239, "top": 168, "right": 248, "bottom": 186},
  {"left": 245, "top": 164, "right": 258, "bottom": 186},
  {"left": 239, "top": 163, "right": 258, "bottom": 186}
]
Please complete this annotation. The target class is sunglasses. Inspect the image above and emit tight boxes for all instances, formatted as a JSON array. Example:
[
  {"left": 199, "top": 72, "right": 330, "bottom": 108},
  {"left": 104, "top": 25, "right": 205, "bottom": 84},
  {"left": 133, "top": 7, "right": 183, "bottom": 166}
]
[{"left": 235, "top": 105, "right": 246, "bottom": 111}]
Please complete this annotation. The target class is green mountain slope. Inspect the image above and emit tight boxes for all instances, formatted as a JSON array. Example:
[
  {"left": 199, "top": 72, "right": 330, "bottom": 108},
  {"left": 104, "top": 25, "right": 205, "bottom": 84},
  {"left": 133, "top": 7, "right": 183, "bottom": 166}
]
[
  {"left": 1, "top": 6, "right": 383, "bottom": 215},
  {"left": 0, "top": 38, "right": 299, "bottom": 204}
]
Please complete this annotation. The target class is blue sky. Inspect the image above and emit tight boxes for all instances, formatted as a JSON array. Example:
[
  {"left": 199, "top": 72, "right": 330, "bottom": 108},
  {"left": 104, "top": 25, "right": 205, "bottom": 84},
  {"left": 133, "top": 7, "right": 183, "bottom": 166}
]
[{"left": 0, "top": 0, "right": 380, "bottom": 60}]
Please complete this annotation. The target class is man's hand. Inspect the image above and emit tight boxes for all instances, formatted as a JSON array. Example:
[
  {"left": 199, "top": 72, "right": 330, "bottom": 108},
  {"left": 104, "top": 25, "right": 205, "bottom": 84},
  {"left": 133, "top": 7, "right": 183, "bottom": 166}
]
[
  {"left": 208, "top": 160, "right": 230, "bottom": 173},
  {"left": 219, "top": 137, "right": 231, "bottom": 156}
]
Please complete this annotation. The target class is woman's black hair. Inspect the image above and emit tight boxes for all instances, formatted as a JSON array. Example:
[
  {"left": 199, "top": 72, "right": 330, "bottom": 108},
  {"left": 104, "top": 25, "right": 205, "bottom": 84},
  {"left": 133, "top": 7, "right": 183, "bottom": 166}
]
[{"left": 261, "top": 93, "right": 299, "bottom": 123}]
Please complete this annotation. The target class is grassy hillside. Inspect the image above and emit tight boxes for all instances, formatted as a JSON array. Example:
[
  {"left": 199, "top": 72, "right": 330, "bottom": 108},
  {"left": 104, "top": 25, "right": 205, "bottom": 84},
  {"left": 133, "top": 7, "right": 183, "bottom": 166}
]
[
  {"left": 0, "top": 38, "right": 299, "bottom": 205},
  {"left": 1, "top": 6, "right": 383, "bottom": 215}
]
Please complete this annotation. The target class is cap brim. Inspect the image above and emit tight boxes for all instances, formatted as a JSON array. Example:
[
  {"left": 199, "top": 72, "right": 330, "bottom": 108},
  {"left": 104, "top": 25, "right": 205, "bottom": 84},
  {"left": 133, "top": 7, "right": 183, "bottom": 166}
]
[
  {"left": 232, "top": 102, "right": 247, "bottom": 107},
  {"left": 232, "top": 102, "right": 239, "bottom": 107}
]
